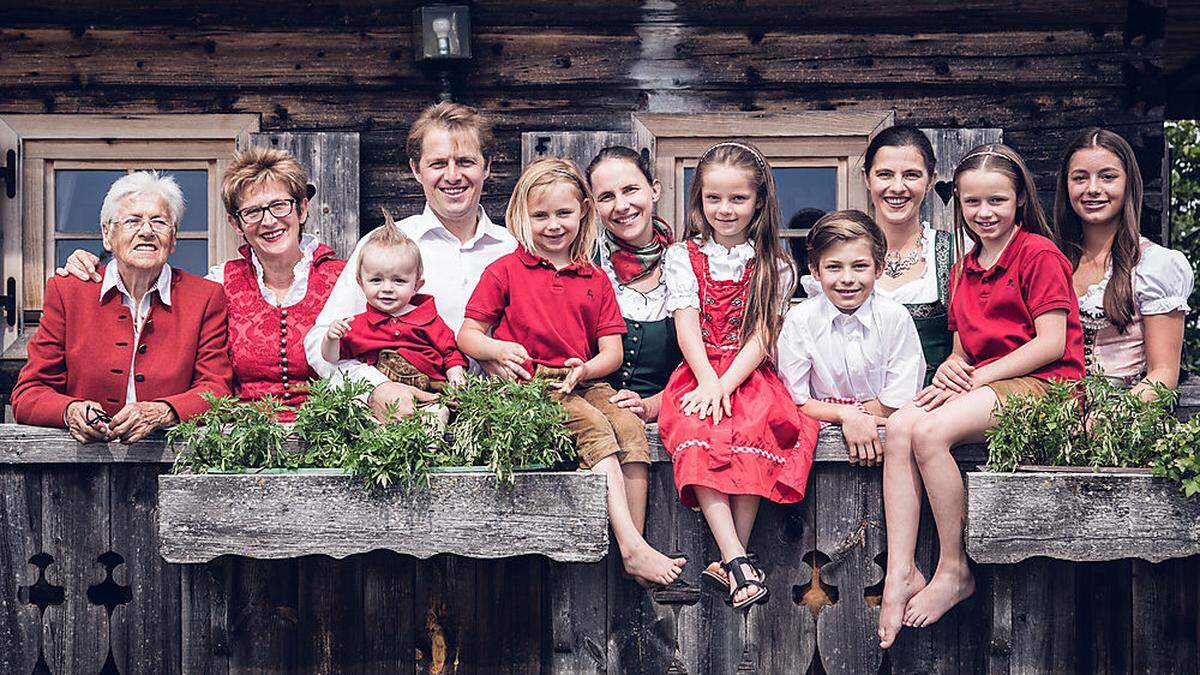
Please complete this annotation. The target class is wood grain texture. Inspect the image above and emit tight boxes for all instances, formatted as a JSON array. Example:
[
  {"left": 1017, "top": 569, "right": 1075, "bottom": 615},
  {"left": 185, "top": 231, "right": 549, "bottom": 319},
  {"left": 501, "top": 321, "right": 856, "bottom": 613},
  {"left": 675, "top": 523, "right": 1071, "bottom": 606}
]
[
  {"left": 0, "top": 425, "right": 176, "bottom": 463},
  {"left": 158, "top": 471, "right": 610, "bottom": 563},
  {"left": 966, "top": 471, "right": 1200, "bottom": 563},
  {"left": 0, "top": 468, "right": 41, "bottom": 675}
]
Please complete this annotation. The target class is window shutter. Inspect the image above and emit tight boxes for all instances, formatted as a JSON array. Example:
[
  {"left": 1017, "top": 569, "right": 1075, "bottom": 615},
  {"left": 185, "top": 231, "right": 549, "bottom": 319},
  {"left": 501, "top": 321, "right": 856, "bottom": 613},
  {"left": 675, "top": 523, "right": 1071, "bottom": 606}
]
[
  {"left": 918, "top": 128, "right": 1003, "bottom": 232},
  {"left": 520, "top": 131, "right": 638, "bottom": 174},
  {"left": 0, "top": 118, "right": 21, "bottom": 355},
  {"left": 240, "top": 132, "right": 361, "bottom": 258}
]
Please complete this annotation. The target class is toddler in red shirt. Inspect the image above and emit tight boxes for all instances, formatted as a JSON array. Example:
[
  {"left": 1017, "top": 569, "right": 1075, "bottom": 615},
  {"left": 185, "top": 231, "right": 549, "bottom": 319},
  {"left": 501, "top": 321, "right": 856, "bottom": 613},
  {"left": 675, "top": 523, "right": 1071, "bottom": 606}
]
[
  {"left": 878, "top": 144, "right": 1084, "bottom": 649},
  {"left": 458, "top": 158, "right": 686, "bottom": 589},
  {"left": 321, "top": 216, "right": 467, "bottom": 392}
]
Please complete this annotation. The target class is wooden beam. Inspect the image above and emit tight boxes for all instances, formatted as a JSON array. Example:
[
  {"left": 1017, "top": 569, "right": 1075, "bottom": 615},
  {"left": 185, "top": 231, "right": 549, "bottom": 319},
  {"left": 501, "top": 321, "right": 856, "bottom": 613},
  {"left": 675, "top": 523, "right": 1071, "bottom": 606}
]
[
  {"left": 158, "top": 471, "right": 609, "bottom": 564},
  {"left": 965, "top": 470, "right": 1200, "bottom": 564},
  {"left": 0, "top": 424, "right": 175, "bottom": 463},
  {"left": 0, "top": 113, "right": 259, "bottom": 140}
]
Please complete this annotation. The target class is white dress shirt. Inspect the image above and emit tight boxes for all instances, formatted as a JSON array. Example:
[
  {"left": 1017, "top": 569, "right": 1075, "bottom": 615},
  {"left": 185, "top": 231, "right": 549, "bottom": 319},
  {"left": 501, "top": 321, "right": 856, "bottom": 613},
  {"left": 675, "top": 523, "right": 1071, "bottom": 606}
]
[
  {"left": 206, "top": 233, "right": 321, "bottom": 307},
  {"left": 100, "top": 263, "right": 173, "bottom": 404},
  {"left": 304, "top": 205, "right": 515, "bottom": 387},
  {"left": 778, "top": 291, "right": 925, "bottom": 410}
]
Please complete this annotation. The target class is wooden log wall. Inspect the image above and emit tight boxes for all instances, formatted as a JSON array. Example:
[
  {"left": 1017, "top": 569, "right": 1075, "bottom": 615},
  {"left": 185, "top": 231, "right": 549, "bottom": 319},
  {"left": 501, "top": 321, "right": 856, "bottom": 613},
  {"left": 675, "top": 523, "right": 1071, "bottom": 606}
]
[
  {"left": 0, "top": 0, "right": 1168, "bottom": 241},
  {"left": 2, "top": 426, "right": 1198, "bottom": 673}
]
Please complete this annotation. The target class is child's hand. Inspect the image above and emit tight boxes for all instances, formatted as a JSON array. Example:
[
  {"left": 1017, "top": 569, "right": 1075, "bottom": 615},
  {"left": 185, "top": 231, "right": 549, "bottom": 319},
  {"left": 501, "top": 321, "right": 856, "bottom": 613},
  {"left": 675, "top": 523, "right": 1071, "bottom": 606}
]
[
  {"left": 492, "top": 340, "right": 531, "bottom": 376},
  {"left": 914, "top": 384, "right": 958, "bottom": 412},
  {"left": 840, "top": 410, "right": 883, "bottom": 467},
  {"left": 559, "top": 358, "right": 589, "bottom": 394},
  {"left": 446, "top": 365, "right": 466, "bottom": 388},
  {"left": 325, "top": 317, "right": 352, "bottom": 342},
  {"left": 932, "top": 355, "right": 975, "bottom": 393},
  {"left": 680, "top": 376, "right": 731, "bottom": 425}
]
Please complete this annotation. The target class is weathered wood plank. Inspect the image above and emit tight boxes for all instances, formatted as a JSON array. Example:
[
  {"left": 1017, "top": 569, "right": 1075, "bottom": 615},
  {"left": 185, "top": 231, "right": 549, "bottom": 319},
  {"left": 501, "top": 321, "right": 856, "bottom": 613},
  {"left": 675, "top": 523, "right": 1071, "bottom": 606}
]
[
  {"left": 0, "top": 468, "right": 42, "bottom": 675},
  {"left": 159, "top": 471, "right": 610, "bottom": 563},
  {"left": 1074, "top": 560, "right": 1132, "bottom": 674},
  {"left": 227, "top": 557, "right": 300, "bottom": 672},
  {"left": 1131, "top": 557, "right": 1200, "bottom": 673},
  {"left": 179, "top": 560, "right": 232, "bottom": 675},
  {"left": 751, "top": 498, "right": 817, "bottom": 674},
  {"left": 965, "top": 471, "right": 1200, "bottom": 563},
  {"left": 360, "top": 549, "right": 415, "bottom": 674},
  {"left": 549, "top": 558, "right": 607, "bottom": 673},
  {"left": 0, "top": 424, "right": 176, "bottom": 463},
  {"left": 520, "top": 131, "right": 636, "bottom": 171},
  {"left": 244, "top": 131, "right": 361, "bottom": 258},
  {"left": 413, "top": 554, "right": 477, "bottom": 674},
  {"left": 919, "top": 127, "right": 1004, "bottom": 232},
  {"left": 1010, "top": 558, "right": 1076, "bottom": 673},
  {"left": 297, "top": 555, "right": 362, "bottom": 673},
  {"left": 108, "top": 464, "right": 181, "bottom": 675}
]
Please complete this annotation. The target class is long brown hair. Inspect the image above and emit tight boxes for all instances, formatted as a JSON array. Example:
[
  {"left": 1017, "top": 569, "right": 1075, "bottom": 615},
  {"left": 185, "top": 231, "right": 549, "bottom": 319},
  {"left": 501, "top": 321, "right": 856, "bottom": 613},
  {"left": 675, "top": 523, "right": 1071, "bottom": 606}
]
[
  {"left": 1053, "top": 128, "right": 1143, "bottom": 332},
  {"left": 952, "top": 143, "right": 1051, "bottom": 259},
  {"left": 687, "top": 141, "right": 795, "bottom": 351}
]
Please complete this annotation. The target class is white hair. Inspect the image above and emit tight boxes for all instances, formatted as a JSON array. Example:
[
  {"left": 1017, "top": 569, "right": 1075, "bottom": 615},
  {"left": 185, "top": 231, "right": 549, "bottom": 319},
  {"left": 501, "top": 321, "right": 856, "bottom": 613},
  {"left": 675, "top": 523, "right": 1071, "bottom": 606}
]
[{"left": 99, "top": 171, "right": 186, "bottom": 229}]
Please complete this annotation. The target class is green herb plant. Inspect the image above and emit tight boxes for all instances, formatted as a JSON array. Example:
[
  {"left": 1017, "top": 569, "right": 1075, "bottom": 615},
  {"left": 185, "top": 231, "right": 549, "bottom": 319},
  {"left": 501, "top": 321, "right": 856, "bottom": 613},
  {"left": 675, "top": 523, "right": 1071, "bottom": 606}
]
[
  {"left": 342, "top": 409, "right": 444, "bottom": 490},
  {"left": 444, "top": 374, "right": 574, "bottom": 485},
  {"left": 291, "top": 378, "right": 378, "bottom": 467},
  {"left": 167, "top": 393, "right": 290, "bottom": 473},
  {"left": 1152, "top": 417, "right": 1200, "bottom": 497}
]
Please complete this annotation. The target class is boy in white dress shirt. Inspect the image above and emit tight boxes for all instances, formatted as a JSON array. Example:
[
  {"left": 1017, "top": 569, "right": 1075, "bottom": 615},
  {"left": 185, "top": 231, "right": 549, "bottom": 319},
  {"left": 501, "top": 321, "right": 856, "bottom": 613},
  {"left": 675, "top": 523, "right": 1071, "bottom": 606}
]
[{"left": 778, "top": 210, "right": 925, "bottom": 466}]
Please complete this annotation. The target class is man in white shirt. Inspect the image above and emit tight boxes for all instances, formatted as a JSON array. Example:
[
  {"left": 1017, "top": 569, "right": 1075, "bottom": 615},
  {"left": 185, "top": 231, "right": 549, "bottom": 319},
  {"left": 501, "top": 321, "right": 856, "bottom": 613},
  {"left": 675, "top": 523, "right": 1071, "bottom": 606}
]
[{"left": 305, "top": 102, "right": 517, "bottom": 418}]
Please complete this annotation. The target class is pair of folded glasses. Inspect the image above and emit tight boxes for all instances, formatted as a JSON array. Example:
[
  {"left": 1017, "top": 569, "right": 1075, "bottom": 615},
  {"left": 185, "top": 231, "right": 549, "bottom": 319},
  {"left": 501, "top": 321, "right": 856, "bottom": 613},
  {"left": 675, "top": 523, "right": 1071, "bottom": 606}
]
[{"left": 84, "top": 406, "right": 112, "bottom": 427}]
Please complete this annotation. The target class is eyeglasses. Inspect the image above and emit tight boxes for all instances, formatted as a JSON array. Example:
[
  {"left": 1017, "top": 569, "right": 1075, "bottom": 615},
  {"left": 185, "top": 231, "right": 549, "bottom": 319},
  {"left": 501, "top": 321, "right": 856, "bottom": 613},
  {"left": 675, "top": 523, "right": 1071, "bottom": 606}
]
[
  {"left": 113, "top": 216, "right": 174, "bottom": 233},
  {"left": 84, "top": 405, "right": 112, "bottom": 427},
  {"left": 236, "top": 199, "right": 297, "bottom": 225}
]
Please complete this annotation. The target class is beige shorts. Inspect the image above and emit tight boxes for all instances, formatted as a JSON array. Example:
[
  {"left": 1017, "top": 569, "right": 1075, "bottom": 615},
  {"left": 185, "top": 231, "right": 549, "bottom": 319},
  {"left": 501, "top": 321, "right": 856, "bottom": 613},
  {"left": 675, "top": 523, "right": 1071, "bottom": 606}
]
[
  {"left": 538, "top": 365, "right": 650, "bottom": 469},
  {"left": 986, "top": 376, "right": 1051, "bottom": 404}
]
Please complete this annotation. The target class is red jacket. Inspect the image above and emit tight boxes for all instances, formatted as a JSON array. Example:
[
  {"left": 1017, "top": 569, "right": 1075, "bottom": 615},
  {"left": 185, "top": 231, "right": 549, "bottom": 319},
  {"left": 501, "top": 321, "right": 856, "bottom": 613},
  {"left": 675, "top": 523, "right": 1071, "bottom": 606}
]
[{"left": 12, "top": 267, "right": 234, "bottom": 426}]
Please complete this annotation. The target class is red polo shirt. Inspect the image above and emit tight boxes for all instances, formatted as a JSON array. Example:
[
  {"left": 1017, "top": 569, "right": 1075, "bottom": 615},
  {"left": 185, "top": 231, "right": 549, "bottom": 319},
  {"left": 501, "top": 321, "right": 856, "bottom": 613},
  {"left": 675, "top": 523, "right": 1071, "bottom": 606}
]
[
  {"left": 464, "top": 247, "right": 626, "bottom": 371},
  {"left": 947, "top": 227, "right": 1084, "bottom": 381},
  {"left": 338, "top": 293, "right": 466, "bottom": 381}
]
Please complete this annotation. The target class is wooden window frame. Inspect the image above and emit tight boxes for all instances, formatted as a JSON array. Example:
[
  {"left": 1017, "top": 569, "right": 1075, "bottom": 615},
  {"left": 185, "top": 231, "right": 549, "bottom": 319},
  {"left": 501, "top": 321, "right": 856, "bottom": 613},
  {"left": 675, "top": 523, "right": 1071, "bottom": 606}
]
[
  {"left": 632, "top": 111, "right": 895, "bottom": 240},
  {"left": 1, "top": 114, "right": 259, "bottom": 310}
]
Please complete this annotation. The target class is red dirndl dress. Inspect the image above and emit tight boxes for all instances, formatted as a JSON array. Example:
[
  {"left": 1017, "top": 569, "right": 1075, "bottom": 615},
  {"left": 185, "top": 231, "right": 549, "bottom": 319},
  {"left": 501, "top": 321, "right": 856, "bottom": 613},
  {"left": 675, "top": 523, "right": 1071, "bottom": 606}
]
[{"left": 660, "top": 241, "right": 818, "bottom": 508}]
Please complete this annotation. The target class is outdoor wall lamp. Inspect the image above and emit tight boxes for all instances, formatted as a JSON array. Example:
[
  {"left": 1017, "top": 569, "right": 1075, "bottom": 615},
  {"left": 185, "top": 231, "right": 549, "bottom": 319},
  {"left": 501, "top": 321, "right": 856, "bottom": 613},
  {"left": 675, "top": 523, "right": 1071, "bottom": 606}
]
[{"left": 413, "top": 4, "right": 472, "bottom": 102}]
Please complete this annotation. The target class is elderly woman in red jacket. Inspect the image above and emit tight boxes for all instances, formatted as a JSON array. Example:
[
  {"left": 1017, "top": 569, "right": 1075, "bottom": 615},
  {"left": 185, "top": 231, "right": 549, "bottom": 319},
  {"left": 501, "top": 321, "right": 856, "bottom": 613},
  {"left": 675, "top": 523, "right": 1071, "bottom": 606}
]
[{"left": 13, "top": 171, "right": 233, "bottom": 443}]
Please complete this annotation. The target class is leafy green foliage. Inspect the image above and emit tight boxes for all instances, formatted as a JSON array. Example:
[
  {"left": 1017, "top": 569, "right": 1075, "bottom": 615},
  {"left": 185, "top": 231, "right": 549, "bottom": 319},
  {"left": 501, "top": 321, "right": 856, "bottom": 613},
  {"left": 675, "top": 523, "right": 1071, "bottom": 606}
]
[
  {"left": 444, "top": 374, "right": 575, "bottom": 485},
  {"left": 291, "top": 378, "right": 378, "bottom": 467},
  {"left": 986, "top": 375, "right": 1200, "bottom": 496},
  {"left": 1166, "top": 121, "right": 1200, "bottom": 372},
  {"left": 342, "top": 410, "right": 444, "bottom": 490},
  {"left": 167, "top": 393, "right": 290, "bottom": 473}
]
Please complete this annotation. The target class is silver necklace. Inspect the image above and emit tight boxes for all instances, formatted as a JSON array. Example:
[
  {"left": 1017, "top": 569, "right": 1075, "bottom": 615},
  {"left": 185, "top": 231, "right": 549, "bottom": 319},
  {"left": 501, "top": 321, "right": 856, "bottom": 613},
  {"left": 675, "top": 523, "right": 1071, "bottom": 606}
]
[{"left": 883, "top": 232, "right": 925, "bottom": 279}]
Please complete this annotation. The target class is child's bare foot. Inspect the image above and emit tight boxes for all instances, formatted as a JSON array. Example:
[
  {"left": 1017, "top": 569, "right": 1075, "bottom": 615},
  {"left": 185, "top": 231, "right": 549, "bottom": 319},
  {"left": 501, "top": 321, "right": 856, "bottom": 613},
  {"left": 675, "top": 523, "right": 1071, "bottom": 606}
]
[
  {"left": 878, "top": 566, "right": 927, "bottom": 649},
  {"left": 622, "top": 543, "right": 686, "bottom": 587},
  {"left": 903, "top": 566, "right": 974, "bottom": 628}
]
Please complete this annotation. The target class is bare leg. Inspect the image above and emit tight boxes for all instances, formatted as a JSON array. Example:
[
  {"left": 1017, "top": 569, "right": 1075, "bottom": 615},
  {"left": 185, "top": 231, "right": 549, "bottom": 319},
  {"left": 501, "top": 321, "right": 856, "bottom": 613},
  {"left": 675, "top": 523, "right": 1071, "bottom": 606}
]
[
  {"left": 878, "top": 403, "right": 929, "bottom": 649},
  {"left": 731, "top": 493, "right": 761, "bottom": 549},
  {"left": 622, "top": 462, "right": 649, "bottom": 536},
  {"left": 695, "top": 485, "right": 762, "bottom": 605},
  {"left": 901, "top": 389, "right": 994, "bottom": 628},
  {"left": 593, "top": 455, "right": 685, "bottom": 586}
]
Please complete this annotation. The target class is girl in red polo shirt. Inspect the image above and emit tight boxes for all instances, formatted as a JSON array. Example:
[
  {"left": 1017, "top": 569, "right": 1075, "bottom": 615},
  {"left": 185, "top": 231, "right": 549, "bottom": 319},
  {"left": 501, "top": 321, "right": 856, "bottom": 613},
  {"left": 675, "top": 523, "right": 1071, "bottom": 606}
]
[
  {"left": 458, "top": 158, "right": 687, "bottom": 588},
  {"left": 877, "top": 144, "right": 1084, "bottom": 648},
  {"left": 659, "top": 141, "right": 819, "bottom": 611}
]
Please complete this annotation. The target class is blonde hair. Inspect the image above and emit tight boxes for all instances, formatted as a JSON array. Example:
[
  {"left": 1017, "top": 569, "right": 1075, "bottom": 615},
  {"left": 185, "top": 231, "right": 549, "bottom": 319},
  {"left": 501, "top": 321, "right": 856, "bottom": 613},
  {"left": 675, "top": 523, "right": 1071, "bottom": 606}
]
[
  {"left": 505, "top": 158, "right": 598, "bottom": 266},
  {"left": 687, "top": 141, "right": 795, "bottom": 351},
  {"left": 406, "top": 102, "right": 496, "bottom": 165},
  {"left": 806, "top": 209, "right": 886, "bottom": 271},
  {"left": 357, "top": 209, "right": 424, "bottom": 279},
  {"left": 221, "top": 147, "right": 309, "bottom": 215}
]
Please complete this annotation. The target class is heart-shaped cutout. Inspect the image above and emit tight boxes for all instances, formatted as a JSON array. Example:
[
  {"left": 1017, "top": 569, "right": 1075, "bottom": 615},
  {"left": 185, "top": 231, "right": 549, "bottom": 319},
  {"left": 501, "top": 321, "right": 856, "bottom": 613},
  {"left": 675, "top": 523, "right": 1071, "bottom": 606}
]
[{"left": 933, "top": 180, "right": 954, "bottom": 205}]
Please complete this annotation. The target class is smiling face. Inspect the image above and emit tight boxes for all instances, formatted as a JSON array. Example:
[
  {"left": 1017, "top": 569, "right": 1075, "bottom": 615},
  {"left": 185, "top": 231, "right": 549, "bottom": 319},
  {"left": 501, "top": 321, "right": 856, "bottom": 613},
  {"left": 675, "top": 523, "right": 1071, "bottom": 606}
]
[
  {"left": 103, "top": 192, "right": 177, "bottom": 272},
  {"left": 700, "top": 164, "right": 758, "bottom": 247},
  {"left": 865, "top": 144, "right": 935, "bottom": 231},
  {"left": 358, "top": 245, "right": 424, "bottom": 314},
  {"left": 589, "top": 158, "right": 661, "bottom": 246},
  {"left": 527, "top": 181, "right": 585, "bottom": 266},
  {"left": 811, "top": 237, "right": 881, "bottom": 314},
  {"left": 956, "top": 169, "right": 1023, "bottom": 251},
  {"left": 229, "top": 179, "right": 307, "bottom": 262},
  {"left": 1066, "top": 146, "right": 1127, "bottom": 229},
  {"left": 411, "top": 126, "right": 490, "bottom": 231}
]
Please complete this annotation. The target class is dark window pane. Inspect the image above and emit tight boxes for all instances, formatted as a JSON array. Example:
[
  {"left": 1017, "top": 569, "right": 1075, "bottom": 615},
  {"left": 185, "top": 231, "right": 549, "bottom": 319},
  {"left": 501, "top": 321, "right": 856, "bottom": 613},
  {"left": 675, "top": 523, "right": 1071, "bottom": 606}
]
[
  {"left": 55, "top": 170, "right": 129, "bottom": 231},
  {"left": 156, "top": 170, "right": 209, "bottom": 232},
  {"left": 55, "top": 239, "right": 110, "bottom": 269},
  {"left": 168, "top": 239, "right": 209, "bottom": 276},
  {"left": 682, "top": 166, "right": 837, "bottom": 232}
]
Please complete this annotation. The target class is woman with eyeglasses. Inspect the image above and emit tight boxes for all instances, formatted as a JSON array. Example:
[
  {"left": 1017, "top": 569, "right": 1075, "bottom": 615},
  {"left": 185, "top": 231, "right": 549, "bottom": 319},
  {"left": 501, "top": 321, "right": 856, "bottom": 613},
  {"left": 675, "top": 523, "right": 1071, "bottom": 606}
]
[
  {"left": 14, "top": 171, "right": 234, "bottom": 443},
  {"left": 57, "top": 148, "right": 346, "bottom": 420}
]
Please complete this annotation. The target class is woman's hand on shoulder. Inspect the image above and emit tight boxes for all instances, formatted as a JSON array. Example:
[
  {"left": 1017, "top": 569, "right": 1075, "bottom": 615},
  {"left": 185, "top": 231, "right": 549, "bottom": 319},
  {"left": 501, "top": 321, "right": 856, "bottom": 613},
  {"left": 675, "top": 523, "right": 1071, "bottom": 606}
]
[
  {"left": 55, "top": 249, "right": 102, "bottom": 282},
  {"left": 679, "top": 375, "right": 731, "bottom": 425}
]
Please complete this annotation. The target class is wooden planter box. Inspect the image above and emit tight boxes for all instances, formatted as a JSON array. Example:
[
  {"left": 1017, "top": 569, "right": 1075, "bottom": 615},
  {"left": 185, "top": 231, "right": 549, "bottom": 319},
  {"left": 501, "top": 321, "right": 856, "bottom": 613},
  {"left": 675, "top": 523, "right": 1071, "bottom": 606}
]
[
  {"left": 158, "top": 469, "right": 609, "bottom": 564},
  {"left": 965, "top": 468, "right": 1200, "bottom": 563}
]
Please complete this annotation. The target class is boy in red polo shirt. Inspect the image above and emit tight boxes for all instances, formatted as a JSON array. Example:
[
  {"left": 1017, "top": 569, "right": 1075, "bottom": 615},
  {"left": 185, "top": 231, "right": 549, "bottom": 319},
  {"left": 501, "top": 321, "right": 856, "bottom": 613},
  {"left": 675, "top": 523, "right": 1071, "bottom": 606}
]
[
  {"left": 458, "top": 158, "right": 687, "bottom": 589},
  {"left": 878, "top": 145, "right": 1083, "bottom": 650},
  {"left": 322, "top": 217, "right": 466, "bottom": 392}
]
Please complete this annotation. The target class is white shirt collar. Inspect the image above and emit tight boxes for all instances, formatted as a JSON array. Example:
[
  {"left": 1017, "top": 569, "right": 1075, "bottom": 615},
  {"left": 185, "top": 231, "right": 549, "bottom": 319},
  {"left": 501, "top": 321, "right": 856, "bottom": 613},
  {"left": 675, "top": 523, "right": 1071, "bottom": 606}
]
[
  {"left": 699, "top": 237, "right": 755, "bottom": 260},
  {"left": 101, "top": 262, "right": 172, "bottom": 306},
  {"left": 410, "top": 203, "right": 505, "bottom": 246},
  {"left": 247, "top": 232, "right": 320, "bottom": 307},
  {"left": 813, "top": 290, "right": 876, "bottom": 335}
]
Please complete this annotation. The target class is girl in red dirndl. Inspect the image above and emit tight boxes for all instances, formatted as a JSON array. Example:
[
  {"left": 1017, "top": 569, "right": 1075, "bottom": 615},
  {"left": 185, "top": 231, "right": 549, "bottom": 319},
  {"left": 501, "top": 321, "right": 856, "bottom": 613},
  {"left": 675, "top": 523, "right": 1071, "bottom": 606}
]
[{"left": 659, "top": 141, "right": 818, "bottom": 610}]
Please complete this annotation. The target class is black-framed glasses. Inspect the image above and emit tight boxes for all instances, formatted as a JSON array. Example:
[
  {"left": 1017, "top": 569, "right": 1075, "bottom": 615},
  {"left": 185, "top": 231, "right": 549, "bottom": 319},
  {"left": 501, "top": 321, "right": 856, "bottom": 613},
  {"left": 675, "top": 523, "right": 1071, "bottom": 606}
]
[
  {"left": 235, "top": 198, "right": 296, "bottom": 225},
  {"left": 84, "top": 405, "right": 111, "bottom": 427}
]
